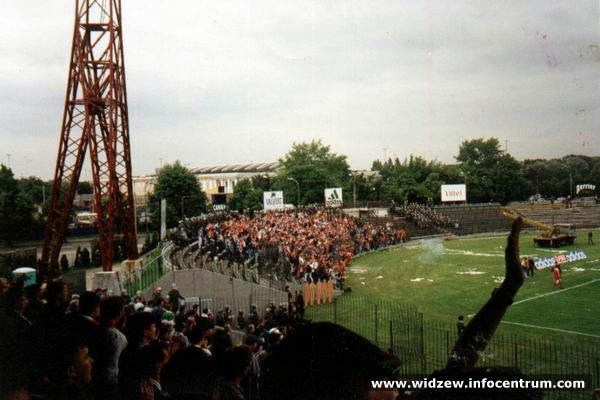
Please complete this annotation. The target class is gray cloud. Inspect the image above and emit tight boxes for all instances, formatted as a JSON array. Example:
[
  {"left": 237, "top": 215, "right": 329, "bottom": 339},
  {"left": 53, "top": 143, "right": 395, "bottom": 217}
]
[{"left": 1, "top": 0, "right": 598, "bottom": 179}]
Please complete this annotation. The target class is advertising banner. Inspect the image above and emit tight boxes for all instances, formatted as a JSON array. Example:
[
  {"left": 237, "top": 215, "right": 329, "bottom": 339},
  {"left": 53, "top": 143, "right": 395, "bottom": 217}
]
[
  {"left": 263, "top": 191, "right": 284, "bottom": 210},
  {"left": 576, "top": 183, "right": 596, "bottom": 194},
  {"left": 325, "top": 188, "right": 343, "bottom": 207},
  {"left": 533, "top": 250, "right": 586, "bottom": 269},
  {"left": 441, "top": 184, "right": 467, "bottom": 202}
]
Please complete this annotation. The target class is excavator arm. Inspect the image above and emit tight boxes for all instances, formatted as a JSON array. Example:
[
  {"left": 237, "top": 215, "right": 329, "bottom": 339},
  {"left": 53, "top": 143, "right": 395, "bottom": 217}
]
[{"left": 500, "top": 208, "right": 557, "bottom": 236}]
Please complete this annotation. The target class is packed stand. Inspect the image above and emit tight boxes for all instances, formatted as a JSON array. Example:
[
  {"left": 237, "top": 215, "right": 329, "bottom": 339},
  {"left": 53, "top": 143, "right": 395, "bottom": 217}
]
[{"left": 168, "top": 207, "right": 406, "bottom": 288}]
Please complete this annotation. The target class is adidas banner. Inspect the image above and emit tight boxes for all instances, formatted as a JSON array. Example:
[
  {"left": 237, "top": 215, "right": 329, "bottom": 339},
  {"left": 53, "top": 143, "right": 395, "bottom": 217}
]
[
  {"left": 533, "top": 250, "right": 587, "bottom": 270},
  {"left": 325, "top": 188, "right": 343, "bottom": 208}
]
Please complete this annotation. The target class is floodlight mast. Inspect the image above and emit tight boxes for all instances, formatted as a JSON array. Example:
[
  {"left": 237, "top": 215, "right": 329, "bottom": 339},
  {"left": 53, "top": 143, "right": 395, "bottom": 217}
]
[{"left": 40, "top": 0, "right": 137, "bottom": 281}]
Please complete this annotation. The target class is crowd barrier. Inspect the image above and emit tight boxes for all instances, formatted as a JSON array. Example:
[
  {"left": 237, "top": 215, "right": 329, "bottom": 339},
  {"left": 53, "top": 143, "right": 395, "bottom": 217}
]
[
  {"left": 302, "top": 279, "right": 335, "bottom": 306},
  {"left": 305, "top": 296, "right": 600, "bottom": 400}
]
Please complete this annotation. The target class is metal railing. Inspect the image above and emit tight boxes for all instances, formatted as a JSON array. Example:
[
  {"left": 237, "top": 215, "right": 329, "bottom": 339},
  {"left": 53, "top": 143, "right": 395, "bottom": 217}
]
[{"left": 123, "top": 243, "right": 173, "bottom": 296}]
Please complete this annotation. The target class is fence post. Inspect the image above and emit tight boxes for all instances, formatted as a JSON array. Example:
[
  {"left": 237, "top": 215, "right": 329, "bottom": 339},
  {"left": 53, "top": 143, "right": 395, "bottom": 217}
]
[
  {"left": 389, "top": 320, "right": 393, "bottom": 350},
  {"left": 333, "top": 298, "right": 338, "bottom": 324},
  {"left": 375, "top": 304, "right": 379, "bottom": 345},
  {"left": 419, "top": 313, "right": 425, "bottom": 374},
  {"left": 595, "top": 356, "right": 599, "bottom": 392}
]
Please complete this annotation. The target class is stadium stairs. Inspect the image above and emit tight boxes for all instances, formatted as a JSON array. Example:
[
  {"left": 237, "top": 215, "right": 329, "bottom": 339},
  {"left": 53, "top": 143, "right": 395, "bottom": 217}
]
[
  {"left": 514, "top": 204, "right": 600, "bottom": 229},
  {"left": 435, "top": 205, "right": 512, "bottom": 235}
]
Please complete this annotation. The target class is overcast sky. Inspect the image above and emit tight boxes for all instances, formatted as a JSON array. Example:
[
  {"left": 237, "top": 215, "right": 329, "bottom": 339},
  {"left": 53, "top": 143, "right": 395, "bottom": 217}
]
[{"left": 1, "top": 1, "right": 599, "bottom": 179}]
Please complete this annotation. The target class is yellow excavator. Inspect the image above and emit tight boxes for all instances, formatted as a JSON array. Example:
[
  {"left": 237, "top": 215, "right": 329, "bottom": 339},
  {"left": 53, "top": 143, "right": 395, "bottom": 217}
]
[{"left": 500, "top": 208, "right": 576, "bottom": 247}]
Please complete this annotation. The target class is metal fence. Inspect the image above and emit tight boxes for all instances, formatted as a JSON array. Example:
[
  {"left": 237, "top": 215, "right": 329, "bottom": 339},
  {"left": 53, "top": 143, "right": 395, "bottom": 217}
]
[
  {"left": 123, "top": 245, "right": 167, "bottom": 296},
  {"left": 305, "top": 296, "right": 600, "bottom": 400}
]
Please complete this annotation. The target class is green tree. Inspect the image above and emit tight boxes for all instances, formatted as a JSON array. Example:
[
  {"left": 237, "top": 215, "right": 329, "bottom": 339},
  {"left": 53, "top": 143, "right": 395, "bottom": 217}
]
[
  {"left": 277, "top": 140, "right": 351, "bottom": 205},
  {"left": 0, "top": 165, "right": 35, "bottom": 244},
  {"left": 372, "top": 155, "right": 460, "bottom": 204},
  {"left": 455, "top": 138, "right": 526, "bottom": 204},
  {"left": 77, "top": 181, "right": 93, "bottom": 194},
  {"left": 17, "top": 177, "right": 50, "bottom": 205},
  {"left": 228, "top": 179, "right": 263, "bottom": 212},
  {"left": 148, "top": 161, "right": 207, "bottom": 228}
]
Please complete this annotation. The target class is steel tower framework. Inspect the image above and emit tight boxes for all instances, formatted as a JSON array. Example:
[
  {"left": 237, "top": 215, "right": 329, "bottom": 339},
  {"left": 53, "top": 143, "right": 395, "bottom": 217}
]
[{"left": 40, "top": 0, "right": 137, "bottom": 281}]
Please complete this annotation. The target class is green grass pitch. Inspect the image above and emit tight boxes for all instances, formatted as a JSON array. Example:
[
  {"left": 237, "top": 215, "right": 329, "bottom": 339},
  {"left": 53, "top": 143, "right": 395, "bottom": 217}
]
[{"left": 316, "top": 228, "right": 600, "bottom": 348}]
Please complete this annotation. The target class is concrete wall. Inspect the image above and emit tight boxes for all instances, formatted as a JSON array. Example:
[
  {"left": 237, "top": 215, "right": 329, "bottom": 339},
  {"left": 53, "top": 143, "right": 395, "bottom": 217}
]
[{"left": 143, "top": 268, "right": 289, "bottom": 314}]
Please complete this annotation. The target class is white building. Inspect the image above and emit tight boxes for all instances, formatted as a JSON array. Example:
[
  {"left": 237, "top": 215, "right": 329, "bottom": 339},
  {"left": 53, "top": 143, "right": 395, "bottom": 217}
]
[{"left": 132, "top": 162, "right": 279, "bottom": 206}]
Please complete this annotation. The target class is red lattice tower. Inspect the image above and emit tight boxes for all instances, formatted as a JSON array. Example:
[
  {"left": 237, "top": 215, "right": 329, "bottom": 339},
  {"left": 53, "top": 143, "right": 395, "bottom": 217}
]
[{"left": 40, "top": 0, "right": 137, "bottom": 281}]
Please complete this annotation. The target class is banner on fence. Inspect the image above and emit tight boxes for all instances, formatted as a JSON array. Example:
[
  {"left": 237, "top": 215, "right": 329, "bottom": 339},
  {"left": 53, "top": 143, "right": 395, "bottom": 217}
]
[
  {"left": 441, "top": 184, "right": 466, "bottom": 202},
  {"left": 263, "top": 191, "right": 284, "bottom": 211},
  {"left": 533, "top": 250, "right": 587, "bottom": 269},
  {"left": 324, "top": 188, "right": 343, "bottom": 207}
]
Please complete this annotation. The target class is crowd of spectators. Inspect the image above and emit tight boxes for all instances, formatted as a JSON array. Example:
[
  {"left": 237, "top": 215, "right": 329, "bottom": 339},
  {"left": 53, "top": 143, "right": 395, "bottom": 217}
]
[
  {"left": 0, "top": 277, "right": 400, "bottom": 400},
  {"left": 169, "top": 207, "right": 405, "bottom": 288},
  {"left": 0, "top": 219, "right": 551, "bottom": 400}
]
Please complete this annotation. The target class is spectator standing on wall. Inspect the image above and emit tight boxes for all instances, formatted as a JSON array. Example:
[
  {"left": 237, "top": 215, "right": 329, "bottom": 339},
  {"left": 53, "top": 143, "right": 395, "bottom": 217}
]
[
  {"left": 168, "top": 283, "right": 185, "bottom": 311},
  {"left": 588, "top": 230, "right": 594, "bottom": 245}
]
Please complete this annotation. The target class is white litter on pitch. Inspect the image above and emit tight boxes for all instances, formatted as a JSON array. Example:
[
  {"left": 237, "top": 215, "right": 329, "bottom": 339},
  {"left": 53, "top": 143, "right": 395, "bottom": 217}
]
[
  {"left": 375, "top": 275, "right": 384, "bottom": 280},
  {"left": 427, "top": 279, "right": 434, "bottom": 282},
  {"left": 446, "top": 249, "right": 503, "bottom": 257},
  {"left": 361, "top": 282, "right": 366, "bottom": 285},
  {"left": 457, "top": 270, "right": 486, "bottom": 275},
  {"left": 351, "top": 268, "right": 368, "bottom": 274},
  {"left": 571, "top": 268, "right": 585, "bottom": 272},
  {"left": 410, "top": 278, "right": 424, "bottom": 282}
]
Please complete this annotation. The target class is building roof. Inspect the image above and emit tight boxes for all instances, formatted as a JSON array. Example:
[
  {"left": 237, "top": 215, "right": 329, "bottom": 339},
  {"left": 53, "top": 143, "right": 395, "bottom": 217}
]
[{"left": 190, "top": 162, "right": 279, "bottom": 175}]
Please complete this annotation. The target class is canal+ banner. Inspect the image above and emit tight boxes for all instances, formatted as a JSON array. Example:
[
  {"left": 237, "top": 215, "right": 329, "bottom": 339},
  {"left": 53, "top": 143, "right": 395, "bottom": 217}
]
[
  {"left": 325, "top": 188, "right": 343, "bottom": 207},
  {"left": 263, "top": 191, "right": 284, "bottom": 211},
  {"left": 533, "top": 250, "right": 587, "bottom": 269}
]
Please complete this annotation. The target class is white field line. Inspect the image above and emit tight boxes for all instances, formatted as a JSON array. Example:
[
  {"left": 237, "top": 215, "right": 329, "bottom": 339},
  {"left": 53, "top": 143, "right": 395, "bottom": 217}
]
[
  {"left": 500, "top": 320, "right": 600, "bottom": 339},
  {"left": 511, "top": 278, "right": 600, "bottom": 306}
]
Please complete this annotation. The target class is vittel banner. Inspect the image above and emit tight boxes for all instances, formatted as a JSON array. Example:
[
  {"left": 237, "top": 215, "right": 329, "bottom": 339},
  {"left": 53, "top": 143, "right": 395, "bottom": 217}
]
[{"left": 441, "top": 184, "right": 466, "bottom": 202}]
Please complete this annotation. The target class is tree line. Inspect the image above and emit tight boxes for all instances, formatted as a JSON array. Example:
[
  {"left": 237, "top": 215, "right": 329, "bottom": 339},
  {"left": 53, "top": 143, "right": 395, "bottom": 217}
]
[
  {"left": 228, "top": 138, "right": 600, "bottom": 211},
  {"left": 1, "top": 137, "right": 599, "bottom": 243}
]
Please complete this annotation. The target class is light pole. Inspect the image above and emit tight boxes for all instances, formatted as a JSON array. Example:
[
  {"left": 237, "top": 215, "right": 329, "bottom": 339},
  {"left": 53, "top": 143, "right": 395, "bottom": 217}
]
[
  {"left": 351, "top": 173, "right": 357, "bottom": 207},
  {"left": 569, "top": 172, "right": 573, "bottom": 198},
  {"left": 287, "top": 177, "right": 299, "bottom": 206}
]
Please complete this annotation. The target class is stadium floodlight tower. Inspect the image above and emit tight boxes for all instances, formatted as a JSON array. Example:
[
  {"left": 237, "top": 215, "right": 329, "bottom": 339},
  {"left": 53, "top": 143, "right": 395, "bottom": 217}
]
[{"left": 40, "top": 0, "right": 137, "bottom": 281}]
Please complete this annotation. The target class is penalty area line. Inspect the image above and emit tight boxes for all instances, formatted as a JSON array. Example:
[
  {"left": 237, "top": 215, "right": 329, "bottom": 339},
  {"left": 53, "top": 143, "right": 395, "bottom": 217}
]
[
  {"left": 500, "top": 320, "right": 600, "bottom": 339},
  {"left": 511, "top": 278, "right": 600, "bottom": 306}
]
